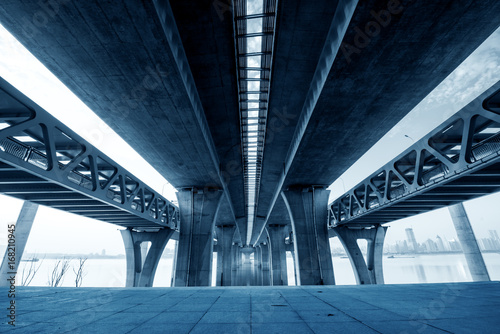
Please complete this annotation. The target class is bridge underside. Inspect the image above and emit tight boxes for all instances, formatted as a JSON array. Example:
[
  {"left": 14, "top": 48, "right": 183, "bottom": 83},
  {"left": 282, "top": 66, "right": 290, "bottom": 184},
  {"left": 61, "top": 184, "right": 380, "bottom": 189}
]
[
  {"left": 0, "top": 1, "right": 499, "bottom": 289},
  {"left": 253, "top": 0, "right": 500, "bottom": 243}
]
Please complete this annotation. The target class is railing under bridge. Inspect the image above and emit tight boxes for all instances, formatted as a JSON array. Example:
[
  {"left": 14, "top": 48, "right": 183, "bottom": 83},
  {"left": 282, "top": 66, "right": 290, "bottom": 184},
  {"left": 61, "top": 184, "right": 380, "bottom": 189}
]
[
  {"left": 329, "top": 82, "right": 500, "bottom": 227},
  {"left": 0, "top": 77, "right": 179, "bottom": 231}
]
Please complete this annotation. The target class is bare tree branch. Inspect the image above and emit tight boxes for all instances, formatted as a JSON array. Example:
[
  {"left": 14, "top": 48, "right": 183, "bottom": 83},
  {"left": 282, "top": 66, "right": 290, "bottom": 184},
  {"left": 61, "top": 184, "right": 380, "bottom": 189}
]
[
  {"left": 48, "top": 258, "right": 71, "bottom": 287},
  {"left": 73, "top": 257, "right": 87, "bottom": 287},
  {"left": 21, "top": 255, "right": 44, "bottom": 286}
]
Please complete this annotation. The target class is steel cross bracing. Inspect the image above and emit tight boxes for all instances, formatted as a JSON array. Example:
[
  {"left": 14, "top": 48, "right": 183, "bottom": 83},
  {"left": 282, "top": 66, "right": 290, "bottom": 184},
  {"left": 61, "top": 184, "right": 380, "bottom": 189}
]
[
  {"left": 329, "top": 83, "right": 500, "bottom": 228},
  {"left": 0, "top": 77, "right": 179, "bottom": 231},
  {"left": 233, "top": 0, "right": 278, "bottom": 244}
]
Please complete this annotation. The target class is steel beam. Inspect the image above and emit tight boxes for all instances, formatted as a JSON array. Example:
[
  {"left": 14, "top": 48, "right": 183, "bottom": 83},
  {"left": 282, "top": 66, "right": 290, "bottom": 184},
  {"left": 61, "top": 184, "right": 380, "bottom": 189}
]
[
  {"left": 0, "top": 77, "right": 178, "bottom": 230},
  {"left": 330, "top": 83, "right": 500, "bottom": 227}
]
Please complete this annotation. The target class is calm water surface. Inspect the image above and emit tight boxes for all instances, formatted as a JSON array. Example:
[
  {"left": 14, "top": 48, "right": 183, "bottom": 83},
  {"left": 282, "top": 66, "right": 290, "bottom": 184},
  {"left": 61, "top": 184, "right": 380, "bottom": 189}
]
[{"left": 18, "top": 253, "right": 500, "bottom": 287}]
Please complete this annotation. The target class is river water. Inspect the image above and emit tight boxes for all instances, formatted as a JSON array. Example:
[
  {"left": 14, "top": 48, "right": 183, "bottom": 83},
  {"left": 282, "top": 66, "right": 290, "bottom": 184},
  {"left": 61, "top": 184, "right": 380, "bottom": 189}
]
[{"left": 17, "top": 253, "right": 500, "bottom": 287}]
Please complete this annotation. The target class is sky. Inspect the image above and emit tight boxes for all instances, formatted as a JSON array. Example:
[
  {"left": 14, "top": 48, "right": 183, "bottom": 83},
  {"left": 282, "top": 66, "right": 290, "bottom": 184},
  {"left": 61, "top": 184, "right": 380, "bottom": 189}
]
[{"left": 0, "top": 20, "right": 500, "bottom": 256}]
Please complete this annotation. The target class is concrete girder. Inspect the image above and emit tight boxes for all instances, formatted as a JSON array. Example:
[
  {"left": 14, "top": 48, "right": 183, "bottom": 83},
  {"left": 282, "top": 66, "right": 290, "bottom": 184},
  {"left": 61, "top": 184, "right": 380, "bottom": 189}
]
[{"left": 252, "top": 0, "right": 359, "bottom": 245}]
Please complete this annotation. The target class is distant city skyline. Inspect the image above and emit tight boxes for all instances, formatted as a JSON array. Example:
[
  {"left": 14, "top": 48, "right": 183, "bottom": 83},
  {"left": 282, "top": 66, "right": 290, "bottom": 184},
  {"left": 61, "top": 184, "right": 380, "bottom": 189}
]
[{"left": 331, "top": 227, "right": 500, "bottom": 256}]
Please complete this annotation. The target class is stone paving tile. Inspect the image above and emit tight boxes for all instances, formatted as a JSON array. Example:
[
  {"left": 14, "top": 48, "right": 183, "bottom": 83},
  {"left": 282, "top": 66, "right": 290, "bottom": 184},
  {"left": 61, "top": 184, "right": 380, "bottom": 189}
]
[
  {"left": 199, "top": 311, "right": 251, "bottom": 324},
  {"left": 209, "top": 301, "right": 251, "bottom": 312},
  {"left": 143, "top": 311, "right": 206, "bottom": 324},
  {"left": 324, "top": 302, "right": 381, "bottom": 311},
  {"left": 10, "top": 310, "right": 73, "bottom": 322},
  {"left": 342, "top": 308, "right": 408, "bottom": 322},
  {"left": 424, "top": 316, "right": 500, "bottom": 334},
  {"left": 252, "top": 322, "right": 314, "bottom": 334},
  {"left": 6, "top": 321, "right": 81, "bottom": 333},
  {"left": 70, "top": 322, "right": 139, "bottom": 334},
  {"left": 252, "top": 310, "right": 303, "bottom": 323},
  {"left": 191, "top": 323, "right": 251, "bottom": 334},
  {"left": 296, "top": 310, "right": 357, "bottom": 323},
  {"left": 98, "top": 311, "right": 159, "bottom": 324},
  {"left": 120, "top": 304, "right": 167, "bottom": 313},
  {"left": 362, "top": 320, "right": 450, "bottom": 333},
  {"left": 286, "top": 301, "right": 338, "bottom": 311},
  {"left": 48, "top": 311, "right": 116, "bottom": 326},
  {"left": 139, "top": 297, "right": 186, "bottom": 306},
  {"left": 168, "top": 302, "right": 213, "bottom": 312},
  {"left": 308, "top": 321, "right": 378, "bottom": 334},
  {"left": 83, "top": 303, "right": 136, "bottom": 313},
  {"left": 0, "top": 321, "right": 33, "bottom": 332},
  {"left": 130, "top": 322, "right": 194, "bottom": 334}
]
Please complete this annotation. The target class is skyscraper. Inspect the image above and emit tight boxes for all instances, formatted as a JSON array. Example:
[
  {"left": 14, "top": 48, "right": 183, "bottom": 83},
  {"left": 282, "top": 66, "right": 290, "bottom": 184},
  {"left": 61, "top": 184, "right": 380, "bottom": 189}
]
[
  {"left": 488, "top": 230, "right": 500, "bottom": 250},
  {"left": 436, "top": 235, "right": 445, "bottom": 252},
  {"left": 405, "top": 228, "right": 419, "bottom": 253}
]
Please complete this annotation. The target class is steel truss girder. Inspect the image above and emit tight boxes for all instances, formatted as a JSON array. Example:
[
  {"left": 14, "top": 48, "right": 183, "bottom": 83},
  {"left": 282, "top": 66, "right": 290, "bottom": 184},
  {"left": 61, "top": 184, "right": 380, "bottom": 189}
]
[
  {"left": 0, "top": 78, "right": 179, "bottom": 230},
  {"left": 330, "top": 84, "right": 500, "bottom": 227}
]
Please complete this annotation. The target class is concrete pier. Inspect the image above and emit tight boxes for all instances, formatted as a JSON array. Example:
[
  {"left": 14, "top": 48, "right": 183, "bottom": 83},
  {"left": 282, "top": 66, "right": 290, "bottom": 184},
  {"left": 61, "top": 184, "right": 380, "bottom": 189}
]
[
  {"left": 120, "top": 228, "right": 174, "bottom": 287},
  {"left": 333, "top": 225, "right": 387, "bottom": 285},
  {"left": 174, "top": 188, "right": 223, "bottom": 287},
  {"left": 231, "top": 245, "right": 240, "bottom": 286},
  {"left": 268, "top": 225, "right": 288, "bottom": 286},
  {"left": 259, "top": 242, "right": 271, "bottom": 286},
  {"left": 240, "top": 250, "right": 253, "bottom": 286},
  {"left": 448, "top": 203, "right": 490, "bottom": 281},
  {"left": 0, "top": 201, "right": 39, "bottom": 287},
  {"left": 282, "top": 188, "right": 335, "bottom": 285},
  {"left": 216, "top": 225, "right": 236, "bottom": 286},
  {"left": 254, "top": 245, "right": 263, "bottom": 285}
]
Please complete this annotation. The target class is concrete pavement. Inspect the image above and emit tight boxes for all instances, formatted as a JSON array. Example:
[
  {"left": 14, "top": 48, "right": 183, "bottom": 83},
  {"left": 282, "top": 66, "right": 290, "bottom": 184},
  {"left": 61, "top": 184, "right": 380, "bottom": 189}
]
[{"left": 1, "top": 282, "right": 499, "bottom": 333}]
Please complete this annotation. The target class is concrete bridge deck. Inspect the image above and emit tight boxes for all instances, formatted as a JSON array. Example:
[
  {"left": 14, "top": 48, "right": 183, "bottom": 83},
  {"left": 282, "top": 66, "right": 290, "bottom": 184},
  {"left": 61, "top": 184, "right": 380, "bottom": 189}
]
[{"left": 2, "top": 282, "right": 499, "bottom": 333}]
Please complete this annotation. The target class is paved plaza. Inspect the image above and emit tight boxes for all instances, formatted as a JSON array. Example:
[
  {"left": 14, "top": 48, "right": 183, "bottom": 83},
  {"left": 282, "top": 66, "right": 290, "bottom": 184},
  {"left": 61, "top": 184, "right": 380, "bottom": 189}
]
[{"left": 1, "top": 282, "right": 499, "bottom": 333}]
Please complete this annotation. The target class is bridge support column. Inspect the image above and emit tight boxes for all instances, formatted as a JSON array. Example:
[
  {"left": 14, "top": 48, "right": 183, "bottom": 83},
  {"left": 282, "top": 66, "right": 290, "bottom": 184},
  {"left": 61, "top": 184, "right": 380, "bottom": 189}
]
[
  {"left": 231, "top": 245, "right": 243, "bottom": 286},
  {"left": 0, "top": 201, "right": 38, "bottom": 287},
  {"left": 170, "top": 240, "right": 178, "bottom": 287},
  {"left": 174, "top": 188, "right": 223, "bottom": 286},
  {"left": 121, "top": 228, "right": 174, "bottom": 287},
  {"left": 282, "top": 188, "right": 335, "bottom": 285},
  {"left": 333, "top": 225, "right": 387, "bottom": 285},
  {"left": 449, "top": 203, "right": 490, "bottom": 281},
  {"left": 260, "top": 241, "right": 271, "bottom": 285},
  {"left": 255, "top": 245, "right": 262, "bottom": 285},
  {"left": 268, "top": 225, "right": 288, "bottom": 285},
  {"left": 239, "top": 248, "right": 253, "bottom": 286},
  {"left": 285, "top": 234, "right": 298, "bottom": 285},
  {"left": 215, "top": 244, "right": 223, "bottom": 286},
  {"left": 216, "top": 225, "right": 235, "bottom": 286}
]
